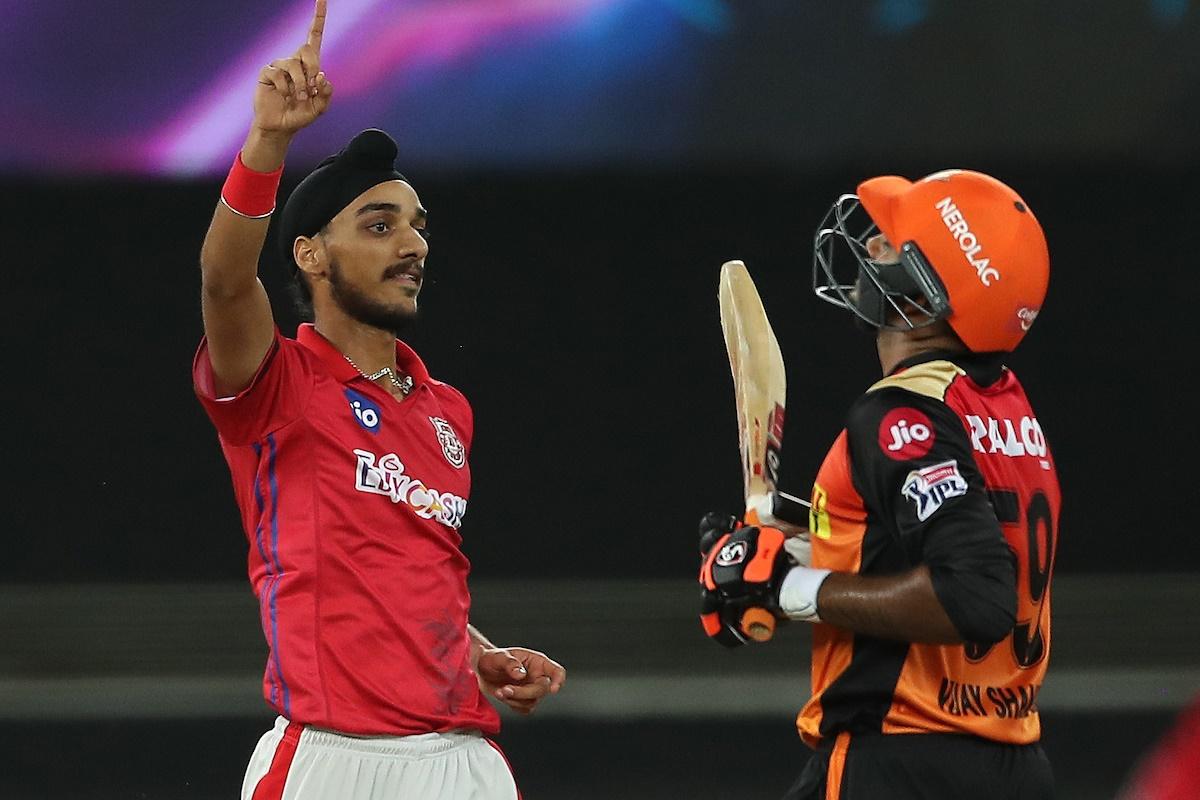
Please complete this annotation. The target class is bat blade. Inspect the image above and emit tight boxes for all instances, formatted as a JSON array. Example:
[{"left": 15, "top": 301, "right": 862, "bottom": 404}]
[
  {"left": 718, "top": 260, "right": 794, "bottom": 643},
  {"left": 718, "top": 260, "right": 787, "bottom": 527}
]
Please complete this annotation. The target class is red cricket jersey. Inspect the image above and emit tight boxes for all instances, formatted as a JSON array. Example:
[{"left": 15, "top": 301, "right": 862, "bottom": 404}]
[
  {"left": 1118, "top": 693, "right": 1200, "bottom": 800},
  {"left": 193, "top": 323, "right": 501, "bottom": 737}
]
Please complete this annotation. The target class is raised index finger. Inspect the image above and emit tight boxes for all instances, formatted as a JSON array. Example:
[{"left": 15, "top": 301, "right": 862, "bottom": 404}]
[{"left": 307, "top": 0, "right": 327, "bottom": 54}]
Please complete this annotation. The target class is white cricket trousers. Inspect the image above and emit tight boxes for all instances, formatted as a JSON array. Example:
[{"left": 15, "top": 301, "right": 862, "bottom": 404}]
[{"left": 242, "top": 716, "right": 521, "bottom": 800}]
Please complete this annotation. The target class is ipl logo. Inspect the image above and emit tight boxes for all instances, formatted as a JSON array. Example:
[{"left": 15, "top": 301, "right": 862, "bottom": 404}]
[{"left": 901, "top": 460, "right": 968, "bottom": 521}]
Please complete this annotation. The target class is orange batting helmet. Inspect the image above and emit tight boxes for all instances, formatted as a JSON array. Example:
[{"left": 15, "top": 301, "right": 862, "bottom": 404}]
[{"left": 813, "top": 169, "right": 1050, "bottom": 352}]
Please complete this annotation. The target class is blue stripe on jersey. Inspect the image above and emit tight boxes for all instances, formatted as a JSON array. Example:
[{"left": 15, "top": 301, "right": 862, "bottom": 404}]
[
  {"left": 250, "top": 443, "right": 271, "bottom": 568},
  {"left": 250, "top": 442, "right": 279, "bottom": 707},
  {"left": 266, "top": 434, "right": 291, "bottom": 717}
]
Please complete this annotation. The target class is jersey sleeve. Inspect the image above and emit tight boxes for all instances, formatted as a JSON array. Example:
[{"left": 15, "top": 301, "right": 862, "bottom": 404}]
[
  {"left": 192, "top": 329, "right": 316, "bottom": 446},
  {"left": 845, "top": 387, "right": 1017, "bottom": 643}
]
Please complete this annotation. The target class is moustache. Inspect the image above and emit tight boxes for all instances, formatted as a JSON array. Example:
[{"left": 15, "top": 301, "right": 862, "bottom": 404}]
[{"left": 383, "top": 261, "right": 422, "bottom": 281}]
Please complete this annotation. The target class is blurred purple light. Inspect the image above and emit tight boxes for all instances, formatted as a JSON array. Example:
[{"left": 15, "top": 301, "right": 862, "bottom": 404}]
[
  {"left": 148, "top": 0, "right": 382, "bottom": 174},
  {"left": 148, "top": 0, "right": 626, "bottom": 176}
]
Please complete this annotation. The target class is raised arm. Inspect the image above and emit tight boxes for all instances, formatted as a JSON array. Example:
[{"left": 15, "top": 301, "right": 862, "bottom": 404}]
[{"left": 199, "top": 0, "right": 332, "bottom": 396}]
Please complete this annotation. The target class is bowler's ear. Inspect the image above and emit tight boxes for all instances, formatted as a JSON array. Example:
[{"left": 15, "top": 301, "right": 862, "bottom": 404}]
[{"left": 293, "top": 235, "right": 327, "bottom": 282}]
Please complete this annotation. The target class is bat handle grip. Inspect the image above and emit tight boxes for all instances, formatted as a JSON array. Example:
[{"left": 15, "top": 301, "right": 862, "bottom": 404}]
[
  {"left": 740, "top": 607, "right": 776, "bottom": 642},
  {"left": 738, "top": 508, "right": 778, "bottom": 641}
]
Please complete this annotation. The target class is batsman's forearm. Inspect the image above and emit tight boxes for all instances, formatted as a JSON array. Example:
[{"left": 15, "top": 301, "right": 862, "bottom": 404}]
[{"left": 815, "top": 565, "right": 964, "bottom": 644}]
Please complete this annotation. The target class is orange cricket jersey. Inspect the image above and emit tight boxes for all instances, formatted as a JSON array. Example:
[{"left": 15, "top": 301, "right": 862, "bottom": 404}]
[{"left": 798, "top": 353, "right": 1061, "bottom": 747}]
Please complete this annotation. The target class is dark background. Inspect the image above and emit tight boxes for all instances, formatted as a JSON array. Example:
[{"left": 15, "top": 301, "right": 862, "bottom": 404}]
[
  {"left": 4, "top": 161, "right": 1196, "bottom": 582},
  {"left": 5, "top": 1, "right": 1198, "bottom": 583}
]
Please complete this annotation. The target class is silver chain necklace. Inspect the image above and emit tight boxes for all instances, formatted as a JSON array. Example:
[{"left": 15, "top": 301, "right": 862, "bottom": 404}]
[{"left": 343, "top": 354, "right": 414, "bottom": 396}]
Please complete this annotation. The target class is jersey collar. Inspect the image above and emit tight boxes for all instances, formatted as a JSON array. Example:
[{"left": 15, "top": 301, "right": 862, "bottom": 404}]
[
  {"left": 892, "top": 349, "right": 1006, "bottom": 387},
  {"left": 296, "top": 323, "right": 431, "bottom": 387}
]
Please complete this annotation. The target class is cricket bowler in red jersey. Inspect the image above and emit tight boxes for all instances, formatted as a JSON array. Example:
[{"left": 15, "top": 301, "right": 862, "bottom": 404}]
[
  {"left": 1117, "top": 692, "right": 1200, "bottom": 800},
  {"left": 192, "top": 3, "right": 564, "bottom": 798},
  {"left": 699, "top": 169, "right": 1058, "bottom": 799}
]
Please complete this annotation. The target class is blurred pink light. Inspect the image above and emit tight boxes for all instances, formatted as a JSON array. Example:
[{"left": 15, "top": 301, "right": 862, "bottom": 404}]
[{"left": 148, "top": 0, "right": 623, "bottom": 176}]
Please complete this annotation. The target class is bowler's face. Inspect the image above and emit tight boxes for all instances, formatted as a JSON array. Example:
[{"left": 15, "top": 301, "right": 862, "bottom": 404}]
[{"left": 325, "top": 180, "right": 429, "bottom": 314}]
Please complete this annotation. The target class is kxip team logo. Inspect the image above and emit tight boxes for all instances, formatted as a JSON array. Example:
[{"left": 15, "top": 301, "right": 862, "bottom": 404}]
[{"left": 429, "top": 417, "right": 465, "bottom": 468}]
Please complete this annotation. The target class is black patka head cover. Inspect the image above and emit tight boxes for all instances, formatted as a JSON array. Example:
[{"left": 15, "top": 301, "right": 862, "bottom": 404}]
[{"left": 278, "top": 128, "right": 408, "bottom": 270}]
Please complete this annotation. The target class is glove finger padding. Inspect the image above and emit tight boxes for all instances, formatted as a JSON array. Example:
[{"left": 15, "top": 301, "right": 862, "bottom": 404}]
[
  {"left": 698, "top": 511, "right": 739, "bottom": 556},
  {"left": 698, "top": 513, "right": 753, "bottom": 647},
  {"left": 699, "top": 586, "right": 748, "bottom": 648}
]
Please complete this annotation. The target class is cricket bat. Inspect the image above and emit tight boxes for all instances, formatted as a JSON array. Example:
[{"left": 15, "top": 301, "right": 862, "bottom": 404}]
[{"left": 717, "top": 260, "right": 810, "bottom": 642}]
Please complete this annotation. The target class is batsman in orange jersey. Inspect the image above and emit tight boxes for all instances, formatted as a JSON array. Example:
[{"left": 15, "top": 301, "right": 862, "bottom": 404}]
[{"left": 698, "top": 169, "right": 1059, "bottom": 799}]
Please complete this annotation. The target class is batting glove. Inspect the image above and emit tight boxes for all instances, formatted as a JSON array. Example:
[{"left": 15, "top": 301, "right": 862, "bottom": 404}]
[
  {"left": 698, "top": 512, "right": 746, "bottom": 647},
  {"left": 698, "top": 513, "right": 792, "bottom": 646}
]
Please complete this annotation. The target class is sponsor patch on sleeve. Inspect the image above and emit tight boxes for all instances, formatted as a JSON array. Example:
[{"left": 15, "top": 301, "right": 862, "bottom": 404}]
[
  {"left": 878, "top": 407, "right": 935, "bottom": 460},
  {"left": 901, "top": 459, "right": 968, "bottom": 521}
]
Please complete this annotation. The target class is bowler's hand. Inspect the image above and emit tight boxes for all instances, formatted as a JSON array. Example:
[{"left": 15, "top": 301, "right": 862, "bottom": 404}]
[
  {"left": 476, "top": 647, "right": 566, "bottom": 715},
  {"left": 253, "top": 0, "right": 334, "bottom": 135}
]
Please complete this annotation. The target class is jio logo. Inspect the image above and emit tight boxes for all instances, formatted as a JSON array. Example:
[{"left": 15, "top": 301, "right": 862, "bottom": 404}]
[
  {"left": 345, "top": 389, "right": 382, "bottom": 434},
  {"left": 878, "top": 407, "right": 935, "bottom": 460}
]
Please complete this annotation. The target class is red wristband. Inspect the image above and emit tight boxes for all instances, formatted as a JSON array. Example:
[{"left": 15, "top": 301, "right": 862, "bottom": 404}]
[{"left": 220, "top": 151, "right": 284, "bottom": 218}]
